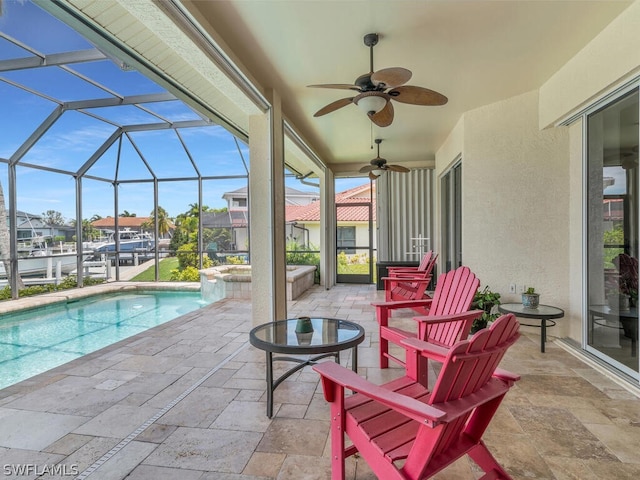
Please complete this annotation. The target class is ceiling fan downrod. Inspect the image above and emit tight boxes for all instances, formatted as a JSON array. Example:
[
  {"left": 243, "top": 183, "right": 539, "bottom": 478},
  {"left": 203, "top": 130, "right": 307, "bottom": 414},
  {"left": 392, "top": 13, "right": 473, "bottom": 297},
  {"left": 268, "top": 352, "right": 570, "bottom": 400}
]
[{"left": 364, "top": 33, "right": 379, "bottom": 74}]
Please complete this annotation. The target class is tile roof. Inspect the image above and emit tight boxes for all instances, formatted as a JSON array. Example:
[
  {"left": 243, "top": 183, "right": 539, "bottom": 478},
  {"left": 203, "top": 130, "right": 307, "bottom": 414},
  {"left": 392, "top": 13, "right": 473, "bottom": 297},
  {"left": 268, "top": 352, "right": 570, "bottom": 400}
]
[
  {"left": 286, "top": 184, "right": 375, "bottom": 222},
  {"left": 91, "top": 216, "right": 151, "bottom": 228},
  {"left": 90, "top": 216, "right": 174, "bottom": 229}
]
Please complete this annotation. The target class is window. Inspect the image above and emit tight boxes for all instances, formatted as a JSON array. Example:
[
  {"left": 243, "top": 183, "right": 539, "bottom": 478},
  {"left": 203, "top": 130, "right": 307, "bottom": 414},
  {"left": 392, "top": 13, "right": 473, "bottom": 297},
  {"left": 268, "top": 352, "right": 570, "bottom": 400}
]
[{"left": 337, "top": 226, "right": 356, "bottom": 254}]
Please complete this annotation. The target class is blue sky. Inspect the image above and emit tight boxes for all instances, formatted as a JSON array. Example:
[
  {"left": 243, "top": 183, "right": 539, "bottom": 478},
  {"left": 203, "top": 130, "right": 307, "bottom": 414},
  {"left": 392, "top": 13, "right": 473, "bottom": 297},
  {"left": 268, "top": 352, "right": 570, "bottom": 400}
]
[{"left": 0, "top": 1, "right": 366, "bottom": 222}]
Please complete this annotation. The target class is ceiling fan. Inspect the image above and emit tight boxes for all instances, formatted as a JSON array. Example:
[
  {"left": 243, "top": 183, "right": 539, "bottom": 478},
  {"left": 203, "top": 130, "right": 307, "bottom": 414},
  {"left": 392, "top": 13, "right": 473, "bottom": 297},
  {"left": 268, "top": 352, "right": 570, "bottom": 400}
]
[
  {"left": 359, "top": 139, "right": 410, "bottom": 180},
  {"left": 308, "top": 33, "right": 448, "bottom": 127}
]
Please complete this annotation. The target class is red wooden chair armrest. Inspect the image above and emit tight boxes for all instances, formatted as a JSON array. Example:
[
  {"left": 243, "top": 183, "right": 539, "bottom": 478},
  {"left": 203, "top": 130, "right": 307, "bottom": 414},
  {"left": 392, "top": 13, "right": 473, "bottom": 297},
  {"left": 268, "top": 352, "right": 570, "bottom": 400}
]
[
  {"left": 312, "top": 361, "right": 447, "bottom": 426},
  {"left": 401, "top": 337, "right": 451, "bottom": 362},
  {"left": 386, "top": 271, "right": 430, "bottom": 279},
  {"left": 426, "top": 377, "right": 516, "bottom": 422},
  {"left": 387, "top": 267, "right": 420, "bottom": 273},
  {"left": 493, "top": 367, "right": 521, "bottom": 383},
  {"left": 371, "top": 298, "right": 433, "bottom": 309},
  {"left": 382, "top": 276, "right": 432, "bottom": 283},
  {"left": 412, "top": 309, "right": 483, "bottom": 326}
]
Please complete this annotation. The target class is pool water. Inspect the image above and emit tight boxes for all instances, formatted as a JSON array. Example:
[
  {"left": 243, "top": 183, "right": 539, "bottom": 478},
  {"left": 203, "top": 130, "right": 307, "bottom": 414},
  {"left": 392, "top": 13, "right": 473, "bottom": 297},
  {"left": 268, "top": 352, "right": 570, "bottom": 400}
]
[{"left": 0, "top": 290, "right": 209, "bottom": 390}]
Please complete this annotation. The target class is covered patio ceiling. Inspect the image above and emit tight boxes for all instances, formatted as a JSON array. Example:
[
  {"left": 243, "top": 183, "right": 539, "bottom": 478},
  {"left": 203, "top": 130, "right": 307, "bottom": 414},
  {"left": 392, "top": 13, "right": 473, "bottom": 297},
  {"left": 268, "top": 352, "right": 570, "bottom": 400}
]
[
  {"left": 14, "top": 1, "right": 633, "bottom": 181},
  {"left": 180, "top": 0, "right": 633, "bottom": 175}
]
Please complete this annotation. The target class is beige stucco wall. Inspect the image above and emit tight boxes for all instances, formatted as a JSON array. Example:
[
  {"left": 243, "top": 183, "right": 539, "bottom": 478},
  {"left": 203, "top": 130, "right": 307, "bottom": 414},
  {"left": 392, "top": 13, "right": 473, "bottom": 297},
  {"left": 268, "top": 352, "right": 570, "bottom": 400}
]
[
  {"left": 432, "top": 117, "right": 464, "bottom": 261},
  {"left": 538, "top": 1, "right": 640, "bottom": 351},
  {"left": 299, "top": 222, "right": 375, "bottom": 255},
  {"left": 436, "top": 90, "right": 571, "bottom": 337},
  {"left": 540, "top": 0, "right": 640, "bottom": 128}
]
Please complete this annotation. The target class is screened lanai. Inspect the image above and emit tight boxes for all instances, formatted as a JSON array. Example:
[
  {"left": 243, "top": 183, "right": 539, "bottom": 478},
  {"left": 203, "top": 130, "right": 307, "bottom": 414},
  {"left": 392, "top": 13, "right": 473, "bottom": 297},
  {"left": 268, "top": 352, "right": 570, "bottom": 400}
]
[{"left": 0, "top": 1, "right": 318, "bottom": 298}]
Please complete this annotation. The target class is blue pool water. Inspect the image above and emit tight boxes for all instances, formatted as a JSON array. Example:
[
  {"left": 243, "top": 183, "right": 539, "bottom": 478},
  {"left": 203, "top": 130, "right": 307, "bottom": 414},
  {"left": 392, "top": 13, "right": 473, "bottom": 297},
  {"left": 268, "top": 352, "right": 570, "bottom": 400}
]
[{"left": 0, "top": 290, "right": 210, "bottom": 390}]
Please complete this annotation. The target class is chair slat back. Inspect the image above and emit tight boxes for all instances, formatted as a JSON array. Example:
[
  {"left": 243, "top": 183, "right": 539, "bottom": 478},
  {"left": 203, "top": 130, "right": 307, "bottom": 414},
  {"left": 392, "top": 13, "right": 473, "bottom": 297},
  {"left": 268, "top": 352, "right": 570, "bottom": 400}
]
[
  {"left": 430, "top": 266, "right": 479, "bottom": 317},
  {"left": 429, "top": 313, "right": 520, "bottom": 405},
  {"left": 422, "top": 266, "right": 480, "bottom": 345},
  {"left": 421, "top": 314, "right": 519, "bottom": 459},
  {"left": 417, "top": 251, "right": 434, "bottom": 271}
]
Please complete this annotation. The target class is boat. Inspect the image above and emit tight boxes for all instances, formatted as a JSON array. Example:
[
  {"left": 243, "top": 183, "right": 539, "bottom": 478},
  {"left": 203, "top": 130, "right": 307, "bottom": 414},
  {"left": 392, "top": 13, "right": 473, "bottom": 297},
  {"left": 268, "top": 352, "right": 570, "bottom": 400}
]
[
  {"left": 0, "top": 241, "right": 89, "bottom": 279},
  {"left": 90, "top": 229, "right": 155, "bottom": 259}
]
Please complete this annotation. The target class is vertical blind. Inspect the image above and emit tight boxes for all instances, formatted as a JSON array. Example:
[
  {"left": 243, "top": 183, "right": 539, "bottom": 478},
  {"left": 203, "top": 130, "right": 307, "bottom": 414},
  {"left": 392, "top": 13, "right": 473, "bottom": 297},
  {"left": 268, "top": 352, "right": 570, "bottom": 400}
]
[{"left": 377, "top": 168, "right": 433, "bottom": 262}]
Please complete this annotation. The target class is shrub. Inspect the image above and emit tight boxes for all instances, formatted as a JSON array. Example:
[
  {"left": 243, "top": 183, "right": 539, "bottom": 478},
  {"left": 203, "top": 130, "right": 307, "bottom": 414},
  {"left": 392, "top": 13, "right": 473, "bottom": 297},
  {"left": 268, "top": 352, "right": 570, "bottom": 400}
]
[
  {"left": 286, "top": 241, "right": 321, "bottom": 283},
  {"left": 176, "top": 243, "right": 213, "bottom": 269},
  {"left": 0, "top": 275, "right": 106, "bottom": 301},
  {"left": 169, "top": 266, "right": 201, "bottom": 282},
  {"left": 226, "top": 255, "right": 247, "bottom": 265}
]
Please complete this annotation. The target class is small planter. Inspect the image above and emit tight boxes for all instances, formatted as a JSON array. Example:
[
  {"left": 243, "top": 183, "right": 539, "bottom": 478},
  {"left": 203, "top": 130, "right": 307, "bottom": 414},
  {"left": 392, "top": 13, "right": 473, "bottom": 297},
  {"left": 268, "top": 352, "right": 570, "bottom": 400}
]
[
  {"left": 295, "top": 316, "right": 314, "bottom": 345},
  {"left": 521, "top": 293, "right": 540, "bottom": 309}
]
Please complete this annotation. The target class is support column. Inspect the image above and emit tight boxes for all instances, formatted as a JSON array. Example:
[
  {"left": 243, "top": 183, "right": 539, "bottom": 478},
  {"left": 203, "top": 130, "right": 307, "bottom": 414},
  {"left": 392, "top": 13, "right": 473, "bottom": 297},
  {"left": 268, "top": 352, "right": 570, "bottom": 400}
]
[
  {"left": 249, "top": 89, "right": 287, "bottom": 326},
  {"left": 320, "top": 169, "right": 335, "bottom": 289}
]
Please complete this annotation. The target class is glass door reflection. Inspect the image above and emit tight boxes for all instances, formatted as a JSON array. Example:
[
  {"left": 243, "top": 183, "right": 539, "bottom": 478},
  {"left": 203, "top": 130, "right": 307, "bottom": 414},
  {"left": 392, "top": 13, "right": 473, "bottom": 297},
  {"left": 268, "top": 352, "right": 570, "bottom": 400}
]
[{"left": 586, "top": 88, "right": 639, "bottom": 377}]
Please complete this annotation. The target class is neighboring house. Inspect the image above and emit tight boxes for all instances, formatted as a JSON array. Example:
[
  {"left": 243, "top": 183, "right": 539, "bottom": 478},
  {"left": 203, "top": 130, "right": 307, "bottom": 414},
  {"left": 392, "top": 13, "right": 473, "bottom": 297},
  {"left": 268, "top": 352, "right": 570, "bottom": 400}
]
[
  {"left": 201, "top": 184, "right": 374, "bottom": 255},
  {"left": 200, "top": 210, "right": 248, "bottom": 252},
  {"left": 285, "top": 183, "right": 376, "bottom": 255},
  {"left": 9, "top": 211, "right": 74, "bottom": 243},
  {"left": 222, "top": 186, "right": 320, "bottom": 208},
  {"left": 202, "top": 186, "right": 321, "bottom": 252}
]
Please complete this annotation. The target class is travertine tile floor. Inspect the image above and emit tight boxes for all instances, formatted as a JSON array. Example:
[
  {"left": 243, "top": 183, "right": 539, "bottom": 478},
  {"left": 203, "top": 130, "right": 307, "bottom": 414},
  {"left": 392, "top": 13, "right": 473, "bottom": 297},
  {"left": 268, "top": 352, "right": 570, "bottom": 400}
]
[{"left": 1, "top": 283, "right": 640, "bottom": 479}]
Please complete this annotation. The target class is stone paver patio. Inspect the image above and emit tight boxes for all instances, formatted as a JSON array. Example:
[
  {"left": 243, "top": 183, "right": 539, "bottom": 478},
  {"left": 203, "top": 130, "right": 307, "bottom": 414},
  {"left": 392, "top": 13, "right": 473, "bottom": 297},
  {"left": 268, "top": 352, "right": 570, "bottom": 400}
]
[{"left": 1, "top": 283, "right": 640, "bottom": 479}]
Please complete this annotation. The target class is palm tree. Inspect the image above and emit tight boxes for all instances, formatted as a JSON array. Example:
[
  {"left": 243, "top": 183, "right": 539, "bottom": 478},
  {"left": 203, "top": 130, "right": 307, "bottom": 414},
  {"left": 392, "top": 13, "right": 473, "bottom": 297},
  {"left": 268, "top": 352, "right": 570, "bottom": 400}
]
[
  {"left": 0, "top": 181, "right": 24, "bottom": 290},
  {"left": 153, "top": 206, "right": 171, "bottom": 238}
]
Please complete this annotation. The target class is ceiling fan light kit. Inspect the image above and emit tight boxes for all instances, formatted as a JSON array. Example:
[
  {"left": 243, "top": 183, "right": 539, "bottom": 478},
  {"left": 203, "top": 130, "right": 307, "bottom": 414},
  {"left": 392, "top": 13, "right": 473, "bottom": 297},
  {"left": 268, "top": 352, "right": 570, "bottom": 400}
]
[
  {"left": 354, "top": 92, "right": 388, "bottom": 114},
  {"left": 308, "top": 32, "right": 448, "bottom": 127},
  {"left": 370, "top": 168, "right": 384, "bottom": 179}
]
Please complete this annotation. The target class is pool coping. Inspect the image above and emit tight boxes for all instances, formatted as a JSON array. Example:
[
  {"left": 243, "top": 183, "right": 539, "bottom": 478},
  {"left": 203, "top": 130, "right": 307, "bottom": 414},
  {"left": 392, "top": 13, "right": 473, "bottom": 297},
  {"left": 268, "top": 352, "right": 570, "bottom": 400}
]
[{"left": 0, "top": 281, "right": 201, "bottom": 315}]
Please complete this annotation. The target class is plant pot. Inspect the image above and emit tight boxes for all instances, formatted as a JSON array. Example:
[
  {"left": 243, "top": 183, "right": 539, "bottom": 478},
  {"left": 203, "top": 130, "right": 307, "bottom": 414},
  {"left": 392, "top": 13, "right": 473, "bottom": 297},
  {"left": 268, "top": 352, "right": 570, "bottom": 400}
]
[
  {"left": 521, "top": 293, "right": 540, "bottom": 309},
  {"left": 295, "top": 317, "right": 314, "bottom": 333},
  {"left": 295, "top": 317, "right": 314, "bottom": 345}
]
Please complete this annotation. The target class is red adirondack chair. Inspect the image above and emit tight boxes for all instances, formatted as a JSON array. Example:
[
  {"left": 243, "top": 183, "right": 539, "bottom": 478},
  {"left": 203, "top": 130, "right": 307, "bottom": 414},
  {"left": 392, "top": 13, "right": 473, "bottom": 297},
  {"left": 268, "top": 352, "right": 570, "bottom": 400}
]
[
  {"left": 313, "top": 313, "right": 521, "bottom": 480},
  {"left": 386, "top": 251, "right": 438, "bottom": 278},
  {"left": 382, "top": 252, "right": 438, "bottom": 302},
  {"left": 373, "top": 265, "right": 481, "bottom": 385}
]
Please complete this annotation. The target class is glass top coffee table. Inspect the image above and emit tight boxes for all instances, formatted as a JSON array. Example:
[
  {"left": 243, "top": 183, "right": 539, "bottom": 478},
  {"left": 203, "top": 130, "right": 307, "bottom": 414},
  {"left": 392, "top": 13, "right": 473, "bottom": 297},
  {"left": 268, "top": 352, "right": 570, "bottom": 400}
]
[
  {"left": 498, "top": 303, "right": 564, "bottom": 353},
  {"left": 249, "top": 317, "right": 365, "bottom": 418}
]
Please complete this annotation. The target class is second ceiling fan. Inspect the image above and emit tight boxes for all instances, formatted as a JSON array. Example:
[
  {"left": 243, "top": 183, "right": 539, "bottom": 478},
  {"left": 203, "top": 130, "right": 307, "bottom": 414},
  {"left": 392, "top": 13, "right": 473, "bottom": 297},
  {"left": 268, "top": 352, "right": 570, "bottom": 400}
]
[
  {"left": 308, "top": 33, "right": 448, "bottom": 127},
  {"left": 359, "top": 139, "right": 410, "bottom": 180}
]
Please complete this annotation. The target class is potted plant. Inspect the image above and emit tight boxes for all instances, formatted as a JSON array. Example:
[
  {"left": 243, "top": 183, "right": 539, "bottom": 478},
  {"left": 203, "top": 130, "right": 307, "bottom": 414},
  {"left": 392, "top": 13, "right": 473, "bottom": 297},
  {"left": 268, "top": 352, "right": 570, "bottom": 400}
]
[
  {"left": 471, "top": 286, "right": 501, "bottom": 333},
  {"left": 522, "top": 287, "right": 540, "bottom": 309}
]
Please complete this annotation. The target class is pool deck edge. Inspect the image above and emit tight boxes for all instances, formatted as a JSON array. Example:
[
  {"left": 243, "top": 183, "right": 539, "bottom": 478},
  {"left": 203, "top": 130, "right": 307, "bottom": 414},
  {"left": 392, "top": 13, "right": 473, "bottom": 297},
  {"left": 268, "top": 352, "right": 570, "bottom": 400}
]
[{"left": 0, "top": 281, "right": 201, "bottom": 314}]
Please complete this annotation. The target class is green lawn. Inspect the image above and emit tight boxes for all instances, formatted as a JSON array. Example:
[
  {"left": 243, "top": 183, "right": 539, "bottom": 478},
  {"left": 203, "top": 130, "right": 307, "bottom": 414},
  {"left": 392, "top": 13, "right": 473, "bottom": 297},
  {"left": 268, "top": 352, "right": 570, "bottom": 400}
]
[
  {"left": 131, "top": 258, "right": 376, "bottom": 282},
  {"left": 130, "top": 257, "right": 180, "bottom": 281}
]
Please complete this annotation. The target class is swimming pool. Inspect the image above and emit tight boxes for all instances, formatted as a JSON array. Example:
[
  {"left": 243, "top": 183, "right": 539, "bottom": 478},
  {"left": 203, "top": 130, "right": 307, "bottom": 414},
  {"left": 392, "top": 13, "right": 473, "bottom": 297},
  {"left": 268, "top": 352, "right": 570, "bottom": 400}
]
[{"left": 0, "top": 290, "right": 209, "bottom": 390}]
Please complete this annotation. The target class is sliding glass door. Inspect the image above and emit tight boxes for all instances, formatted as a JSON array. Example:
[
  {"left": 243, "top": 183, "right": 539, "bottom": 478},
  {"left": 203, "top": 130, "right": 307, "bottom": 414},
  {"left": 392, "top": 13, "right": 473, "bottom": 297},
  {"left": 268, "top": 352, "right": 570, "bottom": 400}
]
[
  {"left": 441, "top": 161, "right": 462, "bottom": 273},
  {"left": 586, "top": 88, "right": 639, "bottom": 378}
]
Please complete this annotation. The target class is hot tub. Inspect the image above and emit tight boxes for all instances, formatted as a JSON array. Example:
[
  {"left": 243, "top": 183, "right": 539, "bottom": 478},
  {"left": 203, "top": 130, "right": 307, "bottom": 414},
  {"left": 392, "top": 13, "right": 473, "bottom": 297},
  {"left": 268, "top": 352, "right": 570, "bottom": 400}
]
[{"left": 200, "top": 264, "right": 316, "bottom": 303}]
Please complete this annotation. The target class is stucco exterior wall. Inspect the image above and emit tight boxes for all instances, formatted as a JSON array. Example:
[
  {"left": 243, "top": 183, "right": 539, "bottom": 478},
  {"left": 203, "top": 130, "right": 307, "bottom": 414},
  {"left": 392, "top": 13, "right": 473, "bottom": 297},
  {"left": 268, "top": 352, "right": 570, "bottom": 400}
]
[
  {"left": 540, "top": 1, "right": 640, "bottom": 128},
  {"left": 436, "top": 90, "right": 571, "bottom": 336}
]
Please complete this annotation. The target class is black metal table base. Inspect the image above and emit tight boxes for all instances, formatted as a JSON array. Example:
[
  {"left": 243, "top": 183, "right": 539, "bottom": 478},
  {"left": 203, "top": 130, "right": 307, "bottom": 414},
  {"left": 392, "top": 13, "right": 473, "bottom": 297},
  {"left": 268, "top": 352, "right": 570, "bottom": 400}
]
[
  {"left": 265, "top": 348, "right": 358, "bottom": 418},
  {"left": 517, "top": 319, "right": 557, "bottom": 353}
]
